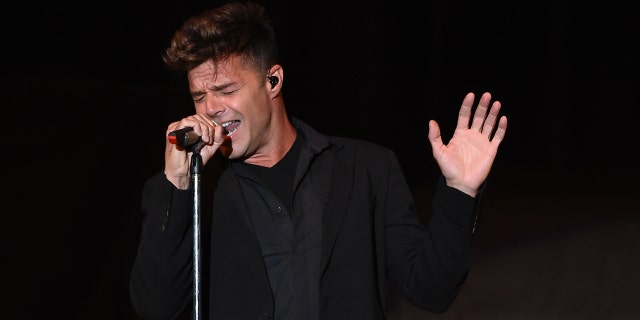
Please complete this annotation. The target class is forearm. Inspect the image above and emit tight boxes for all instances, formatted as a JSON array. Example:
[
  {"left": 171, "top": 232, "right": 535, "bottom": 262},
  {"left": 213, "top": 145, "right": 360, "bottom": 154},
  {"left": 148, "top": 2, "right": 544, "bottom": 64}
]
[
  {"left": 386, "top": 175, "right": 478, "bottom": 313},
  {"left": 420, "top": 175, "right": 478, "bottom": 309},
  {"left": 129, "top": 172, "right": 195, "bottom": 320}
]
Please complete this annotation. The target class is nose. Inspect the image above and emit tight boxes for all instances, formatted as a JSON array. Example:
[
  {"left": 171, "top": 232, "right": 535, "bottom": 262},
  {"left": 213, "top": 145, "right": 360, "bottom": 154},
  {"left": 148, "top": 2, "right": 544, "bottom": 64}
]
[{"left": 199, "top": 95, "right": 224, "bottom": 119}]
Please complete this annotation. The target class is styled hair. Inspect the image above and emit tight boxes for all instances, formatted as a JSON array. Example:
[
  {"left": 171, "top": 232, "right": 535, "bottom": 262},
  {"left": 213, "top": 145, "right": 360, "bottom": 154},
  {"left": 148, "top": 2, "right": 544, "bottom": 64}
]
[{"left": 162, "top": 1, "right": 279, "bottom": 75}]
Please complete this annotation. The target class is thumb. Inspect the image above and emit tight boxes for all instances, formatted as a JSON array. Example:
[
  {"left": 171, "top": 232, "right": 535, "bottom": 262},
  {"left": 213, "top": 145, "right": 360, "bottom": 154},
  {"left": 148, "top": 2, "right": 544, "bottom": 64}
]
[{"left": 428, "top": 120, "right": 442, "bottom": 149}]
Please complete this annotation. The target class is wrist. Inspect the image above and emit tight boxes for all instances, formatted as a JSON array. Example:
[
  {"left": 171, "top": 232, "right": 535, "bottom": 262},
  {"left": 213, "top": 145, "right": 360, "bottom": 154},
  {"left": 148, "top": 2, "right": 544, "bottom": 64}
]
[
  {"left": 164, "top": 171, "right": 191, "bottom": 190},
  {"left": 445, "top": 180, "right": 478, "bottom": 198}
]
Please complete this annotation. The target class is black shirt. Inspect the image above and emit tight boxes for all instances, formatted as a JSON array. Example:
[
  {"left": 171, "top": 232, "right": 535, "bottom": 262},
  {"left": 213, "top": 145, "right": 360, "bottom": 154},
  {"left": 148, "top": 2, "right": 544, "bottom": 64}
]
[{"left": 232, "top": 134, "right": 321, "bottom": 319}]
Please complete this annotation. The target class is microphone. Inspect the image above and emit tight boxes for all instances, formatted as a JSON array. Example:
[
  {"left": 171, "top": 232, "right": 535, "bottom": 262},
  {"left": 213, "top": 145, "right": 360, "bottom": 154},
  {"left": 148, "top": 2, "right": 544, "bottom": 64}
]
[{"left": 168, "top": 127, "right": 201, "bottom": 147}]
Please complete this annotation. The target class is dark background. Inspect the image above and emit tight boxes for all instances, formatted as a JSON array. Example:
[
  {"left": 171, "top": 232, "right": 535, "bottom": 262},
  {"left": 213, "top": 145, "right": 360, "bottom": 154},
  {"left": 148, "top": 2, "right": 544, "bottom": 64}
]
[{"left": 4, "top": 0, "right": 638, "bottom": 319}]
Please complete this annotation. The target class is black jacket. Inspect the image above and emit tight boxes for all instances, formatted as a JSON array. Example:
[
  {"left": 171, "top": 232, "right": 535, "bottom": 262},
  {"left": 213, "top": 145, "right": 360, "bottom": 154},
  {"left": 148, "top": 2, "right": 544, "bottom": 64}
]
[{"left": 130, "top": 118, "right": 479, "bottom": 320}]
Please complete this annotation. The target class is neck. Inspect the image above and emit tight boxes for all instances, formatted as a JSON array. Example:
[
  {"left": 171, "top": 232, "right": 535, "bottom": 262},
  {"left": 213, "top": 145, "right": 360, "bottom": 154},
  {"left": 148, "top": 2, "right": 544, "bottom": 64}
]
[{"left": 245, "top": 106, "right": 297, "bottom": 168}]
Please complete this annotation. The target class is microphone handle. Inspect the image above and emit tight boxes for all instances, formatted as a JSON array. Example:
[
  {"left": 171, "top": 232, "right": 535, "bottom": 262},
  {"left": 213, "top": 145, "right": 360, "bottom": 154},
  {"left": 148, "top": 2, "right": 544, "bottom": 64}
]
[{"left": 168, "top": 127, "right": 201, "bottom": 147}]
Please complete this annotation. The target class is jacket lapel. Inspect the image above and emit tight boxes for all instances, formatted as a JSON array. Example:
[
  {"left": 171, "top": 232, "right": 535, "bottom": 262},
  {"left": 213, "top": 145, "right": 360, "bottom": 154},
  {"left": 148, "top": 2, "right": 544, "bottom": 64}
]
[
  {"left": 318, "top": 148, "right": 354, "bottom": 272},
  {"left": 213, "top": 170, "right": 268, "bottom": 280}
]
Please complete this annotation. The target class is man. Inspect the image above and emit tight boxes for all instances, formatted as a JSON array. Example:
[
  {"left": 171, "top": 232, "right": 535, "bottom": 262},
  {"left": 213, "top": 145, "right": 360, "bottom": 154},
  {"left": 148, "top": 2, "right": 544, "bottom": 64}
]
[{"left": 129, "top": 1, "right": 508, "bottom": 319}]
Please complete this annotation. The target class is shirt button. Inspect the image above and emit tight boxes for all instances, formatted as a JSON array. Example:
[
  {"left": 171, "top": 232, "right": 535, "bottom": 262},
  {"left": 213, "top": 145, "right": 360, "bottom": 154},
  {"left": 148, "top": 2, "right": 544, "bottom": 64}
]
[
  {"left": 323, "top": 298, "right": 335, "bottom": 308},
  {"left": 275, "top": 205, "right": 288, "bottom": 216}
]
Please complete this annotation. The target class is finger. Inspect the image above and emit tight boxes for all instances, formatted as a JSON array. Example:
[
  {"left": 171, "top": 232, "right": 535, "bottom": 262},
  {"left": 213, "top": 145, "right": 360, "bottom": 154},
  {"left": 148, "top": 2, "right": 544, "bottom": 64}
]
[
  {"left": 491, "top": 115, "right": 508, "bottom": 146},
  {"left": 166, "top": 120, "right": 181, "bottom": 136},
  {"left": 470, "top": 92, "right": 492, "bottom": 130},
  {"left": 166, "top": 118, "right": 200, "bottom": 146},
  {"left": 212, "top": 124, "right": 226, "bottom": 146},
  {"left": 481, "top": 100, "right": 501, "bottom": 138},
  {"left": 456, "top": 92, "right": 475, "bottom": 130},
  {"left": 428, "top": 120, "right": 443, "bottom": 152},
  {"left": 192, "top": 114, "right": 216, "bottom": 143}
]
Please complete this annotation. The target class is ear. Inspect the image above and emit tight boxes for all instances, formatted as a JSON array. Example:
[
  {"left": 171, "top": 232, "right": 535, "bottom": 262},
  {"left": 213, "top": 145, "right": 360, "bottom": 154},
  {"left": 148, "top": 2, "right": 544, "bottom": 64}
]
[
  {"left": 266, "top": 65, "right": 283, "bottom": 91},
  {"left": 267, "top": 75, "right": 278, "bottom": 88}
]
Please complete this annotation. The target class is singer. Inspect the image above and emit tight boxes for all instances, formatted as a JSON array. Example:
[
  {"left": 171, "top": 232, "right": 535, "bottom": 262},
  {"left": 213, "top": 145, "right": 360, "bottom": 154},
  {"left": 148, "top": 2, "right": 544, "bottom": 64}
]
[{"left": 129, "top": 2, "right": 508, "bottom": 320}]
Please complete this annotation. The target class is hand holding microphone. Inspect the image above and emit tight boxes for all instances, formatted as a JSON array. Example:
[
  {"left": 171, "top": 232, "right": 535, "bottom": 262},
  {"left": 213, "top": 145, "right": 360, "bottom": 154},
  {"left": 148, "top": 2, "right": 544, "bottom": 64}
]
[
  {"left": 164, "top": 118, "right": 224, "bottom": 189},
  {"left": 168, "top": 127, "right": 202, "bottom": 147},
  {"left": 167, "top": 119, "right": 228, "bottom": 149}
]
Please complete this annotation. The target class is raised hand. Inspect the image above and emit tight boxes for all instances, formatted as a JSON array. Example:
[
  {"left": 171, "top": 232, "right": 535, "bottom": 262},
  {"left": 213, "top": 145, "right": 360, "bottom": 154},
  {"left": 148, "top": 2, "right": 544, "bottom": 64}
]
[{"left": 428, "top": 92, "right": 508, "bottom": 197}]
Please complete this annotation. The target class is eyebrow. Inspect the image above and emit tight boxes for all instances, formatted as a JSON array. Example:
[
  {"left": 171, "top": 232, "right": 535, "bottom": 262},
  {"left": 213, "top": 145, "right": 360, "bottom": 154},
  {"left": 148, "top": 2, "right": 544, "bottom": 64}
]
[{"left": 190, "top": 82, "right": 236, "bottom": 97}]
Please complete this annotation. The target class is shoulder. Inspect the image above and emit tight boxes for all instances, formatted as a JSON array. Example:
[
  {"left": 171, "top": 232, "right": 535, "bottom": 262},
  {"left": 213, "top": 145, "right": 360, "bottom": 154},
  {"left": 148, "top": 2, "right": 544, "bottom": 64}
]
[
  {"left": 292, "top": 117, "right": 396, "bottom": 160},
  {"left": 327, "top": 136, "right": 398, "bottom": 166},
  {"left": 329, "top": 136, "right": 390, "bottom": 153}
]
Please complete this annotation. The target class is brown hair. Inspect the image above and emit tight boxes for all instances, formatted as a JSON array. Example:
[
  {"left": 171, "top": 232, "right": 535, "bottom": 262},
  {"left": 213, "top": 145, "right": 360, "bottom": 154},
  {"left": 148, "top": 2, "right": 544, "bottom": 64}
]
[{"left": 162, "top": 1, "right": 279, "bottom": 75}]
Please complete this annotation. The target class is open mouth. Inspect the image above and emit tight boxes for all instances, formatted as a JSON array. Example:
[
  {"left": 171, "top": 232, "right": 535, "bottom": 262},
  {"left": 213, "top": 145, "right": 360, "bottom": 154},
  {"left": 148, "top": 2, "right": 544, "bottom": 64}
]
[{"left": 221, "top": 120, "right": 240, "bottom": 136}]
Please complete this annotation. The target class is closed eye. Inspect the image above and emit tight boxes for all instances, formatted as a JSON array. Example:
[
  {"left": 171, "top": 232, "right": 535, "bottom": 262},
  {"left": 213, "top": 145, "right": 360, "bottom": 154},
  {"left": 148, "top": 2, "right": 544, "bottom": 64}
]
[
  {"left": 218, "top": 88, "right": 240, "bottom": 96},
  {"left": 220, "top": 88, "right": 239, "bottom": 95}
]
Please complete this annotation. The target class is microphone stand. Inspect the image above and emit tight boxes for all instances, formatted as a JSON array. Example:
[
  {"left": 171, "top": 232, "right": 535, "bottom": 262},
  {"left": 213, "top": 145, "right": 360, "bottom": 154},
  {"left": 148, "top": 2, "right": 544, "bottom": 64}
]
[{"left": 190, "top": 143, "right": 204, "bottom": 320}]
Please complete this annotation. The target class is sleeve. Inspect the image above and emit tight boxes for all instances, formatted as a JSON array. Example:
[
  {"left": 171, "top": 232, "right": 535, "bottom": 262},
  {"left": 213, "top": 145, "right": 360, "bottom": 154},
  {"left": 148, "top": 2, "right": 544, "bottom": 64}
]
[
  {"left": 383, "top": 150, "right": 480, "bottom": 314},
  {"left": 129, "top": 171, "right": 195, "bottom": 320}
]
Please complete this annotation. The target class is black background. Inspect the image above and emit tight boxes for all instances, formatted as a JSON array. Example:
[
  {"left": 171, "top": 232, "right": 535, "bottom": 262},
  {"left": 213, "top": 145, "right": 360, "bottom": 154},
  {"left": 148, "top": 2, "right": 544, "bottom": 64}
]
[{"left": 4, "top": 0, "right": 638, "bottom": 319}]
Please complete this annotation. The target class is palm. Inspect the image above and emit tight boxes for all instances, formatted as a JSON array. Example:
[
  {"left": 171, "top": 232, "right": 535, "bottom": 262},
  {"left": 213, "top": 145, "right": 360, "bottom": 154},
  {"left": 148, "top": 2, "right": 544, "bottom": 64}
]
[{"left": 428, "top": 92, "right": 508, "bottom": 196}]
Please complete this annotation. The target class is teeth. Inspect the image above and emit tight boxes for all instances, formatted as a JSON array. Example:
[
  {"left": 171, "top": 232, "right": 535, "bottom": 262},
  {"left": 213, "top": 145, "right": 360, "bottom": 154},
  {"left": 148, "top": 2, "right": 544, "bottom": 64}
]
[{"left": 220, "top": 121, "right": 238, "bottom": 135}]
